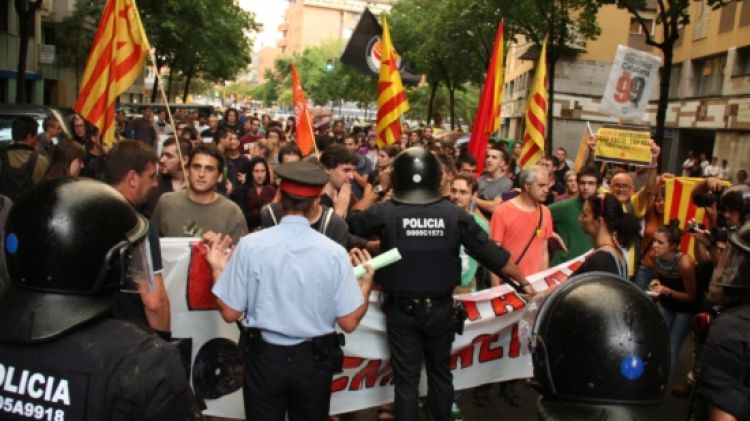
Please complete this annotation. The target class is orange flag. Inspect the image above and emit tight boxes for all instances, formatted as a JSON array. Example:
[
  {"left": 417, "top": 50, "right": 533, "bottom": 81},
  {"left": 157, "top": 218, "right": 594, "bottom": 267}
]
[
  {"left": 291, "top": 63, "right": 316, "bottom": 156},
  {"left": 73, "top": 0, "right": 150, "bottom": 144},
  {"left": 376, "top": 17, "right": 409, "bottom": 147},
  {"left": 519, "top": 37, "right": 548, "bottom": 168},
  {"left": 467, "top": 21, "right": 504, "bottom": 176}
]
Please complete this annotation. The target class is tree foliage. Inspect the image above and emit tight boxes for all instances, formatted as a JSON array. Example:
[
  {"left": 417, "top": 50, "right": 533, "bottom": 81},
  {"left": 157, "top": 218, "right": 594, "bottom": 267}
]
[
  {"left": 390, "top": 0, "right": 489, "bottom": 128},
  {"left": 55, "top": 0, "right": 102, "bottom": 94},
  {"left": 54, "top": 0, "right": 259, "bottom": 103},
  {"left": 257, "top": 41, "right": 378, "bottom": 112}
]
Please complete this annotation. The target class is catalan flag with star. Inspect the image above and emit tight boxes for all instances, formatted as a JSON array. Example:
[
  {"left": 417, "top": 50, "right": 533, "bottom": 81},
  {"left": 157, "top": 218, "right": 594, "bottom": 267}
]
[
  {"left": 376, "top": 17, "right": 409, "bottom": 148},
  {"left": 74, "top": 0, "right": 150, "bottom": 145}
]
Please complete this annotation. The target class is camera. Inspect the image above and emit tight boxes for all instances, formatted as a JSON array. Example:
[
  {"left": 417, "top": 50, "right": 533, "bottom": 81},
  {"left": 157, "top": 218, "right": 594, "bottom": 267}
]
[{"left": 687, "top": 221, "right": 706, "bottom": 233}]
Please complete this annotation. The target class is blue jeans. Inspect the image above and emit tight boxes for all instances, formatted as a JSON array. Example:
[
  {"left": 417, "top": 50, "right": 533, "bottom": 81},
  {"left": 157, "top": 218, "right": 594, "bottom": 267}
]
[
  {"left": 633, "top": 265, "right": 653, "bottom": 291},
  {"left": 658, "top": 304, "right": 692, "bottom": 380}
]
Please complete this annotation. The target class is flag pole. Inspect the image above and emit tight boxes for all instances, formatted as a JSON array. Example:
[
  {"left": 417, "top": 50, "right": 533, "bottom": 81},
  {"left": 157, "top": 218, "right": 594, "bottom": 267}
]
[{"left": 148, "top": 50, "right": 187, "bottom": 184}]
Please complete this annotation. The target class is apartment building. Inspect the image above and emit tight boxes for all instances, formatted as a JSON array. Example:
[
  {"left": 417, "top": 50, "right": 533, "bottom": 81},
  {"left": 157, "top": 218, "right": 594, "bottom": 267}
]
[
  {"left": 1, "top": 0, "right": 145, "bottom": 106},
  {"left": 502, "top": 1, "right": 750, "bottom": 175},
  {"left": 278, "top": 0, "right": 392, "bottom": 56}
]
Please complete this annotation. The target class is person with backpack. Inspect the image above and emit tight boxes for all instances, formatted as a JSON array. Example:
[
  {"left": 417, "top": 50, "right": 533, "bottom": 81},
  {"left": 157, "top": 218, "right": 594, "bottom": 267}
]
[{"left": 0, "top": 116, "right": 49, "bottom": 201}]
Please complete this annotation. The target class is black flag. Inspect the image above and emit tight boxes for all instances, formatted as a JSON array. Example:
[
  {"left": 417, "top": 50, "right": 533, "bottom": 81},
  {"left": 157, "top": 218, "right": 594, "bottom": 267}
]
[{"left": 340, "top": 8, "right": 420, "bottom": 85}]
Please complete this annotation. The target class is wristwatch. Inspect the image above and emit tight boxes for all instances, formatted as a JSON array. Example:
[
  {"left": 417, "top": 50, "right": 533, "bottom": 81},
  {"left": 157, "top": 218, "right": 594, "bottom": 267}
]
[{"left": 373, "top": 185, "right": 386, "bottom": 198}]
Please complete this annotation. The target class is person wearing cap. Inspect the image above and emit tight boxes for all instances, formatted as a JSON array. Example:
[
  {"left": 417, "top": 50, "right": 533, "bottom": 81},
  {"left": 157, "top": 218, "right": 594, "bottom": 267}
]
[
  {"left": 0, "top": 178, "right": 201, "bottom": 420},
  {"left": 206, "top": 161, "right": 375, "bottom": 421},
  {"left": 347, "top": 147, "right": 532, "bottom": 421}
]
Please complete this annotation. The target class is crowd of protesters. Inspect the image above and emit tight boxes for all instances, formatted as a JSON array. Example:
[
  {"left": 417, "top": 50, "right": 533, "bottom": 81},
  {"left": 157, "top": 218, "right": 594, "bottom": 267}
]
[{"left": 1, "top": 106, "right": 749, "bottom": 421}]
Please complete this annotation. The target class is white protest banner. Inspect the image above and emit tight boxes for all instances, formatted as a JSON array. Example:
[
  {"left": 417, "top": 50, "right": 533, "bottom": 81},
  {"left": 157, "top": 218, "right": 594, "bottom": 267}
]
[
  {"left": 600, "top": 45, "right": 661, "bottom": 120},
  {"left": 161, "top": 238, "right": 587, "bottom": 418}
]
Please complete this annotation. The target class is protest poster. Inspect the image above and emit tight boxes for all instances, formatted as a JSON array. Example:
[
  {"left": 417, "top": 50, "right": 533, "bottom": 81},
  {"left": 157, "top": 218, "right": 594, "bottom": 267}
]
[
  {"left": 600, "top": 45, "right": 661, "bottom": 120},
  {"left": 161, "top": 238, "right": 588, "bottom": 417},
  {"left": 594, "top": 124, "right": 653, "bottom": 166}
]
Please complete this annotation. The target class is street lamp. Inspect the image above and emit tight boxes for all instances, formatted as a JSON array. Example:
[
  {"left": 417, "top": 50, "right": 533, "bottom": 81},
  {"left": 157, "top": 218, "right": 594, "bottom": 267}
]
[{"left": 325, "top": 58, "right": 334, "bottom": 73}]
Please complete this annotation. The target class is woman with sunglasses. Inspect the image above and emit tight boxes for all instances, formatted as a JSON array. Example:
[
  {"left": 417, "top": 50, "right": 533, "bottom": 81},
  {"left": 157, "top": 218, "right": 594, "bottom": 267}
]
[{"left": 573, "top": 193, "right": 641, "bottom": 277}]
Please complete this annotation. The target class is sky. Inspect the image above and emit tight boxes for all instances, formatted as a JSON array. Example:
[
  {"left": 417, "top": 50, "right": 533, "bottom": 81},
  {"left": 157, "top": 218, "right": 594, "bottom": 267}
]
[{"left": 239, "top": 0, "right": 289, "bottom": 52}]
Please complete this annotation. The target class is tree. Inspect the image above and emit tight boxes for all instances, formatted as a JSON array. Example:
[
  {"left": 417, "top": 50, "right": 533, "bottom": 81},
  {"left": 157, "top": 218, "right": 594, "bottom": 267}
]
[
  {"left": 493, "top": 0, "right": 601, "bottom": 150},
  {"left": 599, "top": 0, "right": 738, "bottom": 147},
  {"left": 173, "top": 0, "right": 258, "bottom": 102},
  {"left": 55, "top": 0, "right": 102, "bottom": 94},
  {"left": 14, "top": 0, "right": 43, "bottom": 103},
  {"left": 390, "top": 0, "right": 489, "bottom": 127}
]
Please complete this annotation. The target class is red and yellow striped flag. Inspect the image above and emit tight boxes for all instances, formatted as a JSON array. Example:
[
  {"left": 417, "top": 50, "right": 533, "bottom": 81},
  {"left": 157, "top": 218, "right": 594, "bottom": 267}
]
[
  {"left": 291, "top": 63, "right": 315, "bottom": 156},
  {"left": 663, "top": 177, "right": 730, "bottom": 257},
  {"left": 73, "top": 0, "right": 150, "bottom": 144},
  {"left": 519, "top": 37, "right": 548, "bottom": 168},
  {"left": 467, "top": 21, "right": 504, "bottom": 176},
  {"left": 376, "top": 17, "right": 409, "bottom": 148}
]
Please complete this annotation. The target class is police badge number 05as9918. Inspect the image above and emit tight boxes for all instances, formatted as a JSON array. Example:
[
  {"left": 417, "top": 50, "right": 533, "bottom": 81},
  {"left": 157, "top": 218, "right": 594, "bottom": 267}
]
[{"left": 0, "top": 361, "right": 87, "bottom": 421}]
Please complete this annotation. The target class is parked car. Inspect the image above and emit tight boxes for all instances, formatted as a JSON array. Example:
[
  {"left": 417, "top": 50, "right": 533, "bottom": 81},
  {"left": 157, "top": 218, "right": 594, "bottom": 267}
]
[{"left": 0, "top": 104, "right": 72, "bottom": 149}]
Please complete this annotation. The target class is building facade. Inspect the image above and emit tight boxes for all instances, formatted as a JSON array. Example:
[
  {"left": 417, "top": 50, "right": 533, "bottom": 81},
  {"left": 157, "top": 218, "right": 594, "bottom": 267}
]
[
  {"left": 1, "top": 0, "right": 145, "bottom": 106},
  {"left": 502, "top": 1, "right": 750, "bottom": 177},
  {"left": 278, "top": 0, "right": 392, "bottom": 56}
]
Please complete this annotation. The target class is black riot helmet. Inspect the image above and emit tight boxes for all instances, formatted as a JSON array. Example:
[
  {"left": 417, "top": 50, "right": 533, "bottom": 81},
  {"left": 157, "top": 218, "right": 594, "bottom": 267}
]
[
  {"left": 391, "top": 147, "right": 442, "bottom": 205},
  {"left": 709, "top": 219, "right": 750, "bottom": 305},
  {"left": 719, "top": 184, "right": 750, "bottom": 223},
  {"left": 526, "top": 272, "right": 672, "bottom": 419},
  {"left": 0, "top": 178, "right": 150, "bottom": 344}
]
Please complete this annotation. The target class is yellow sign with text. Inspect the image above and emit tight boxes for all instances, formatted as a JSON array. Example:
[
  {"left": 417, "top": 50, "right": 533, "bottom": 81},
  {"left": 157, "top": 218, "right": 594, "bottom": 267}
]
[{"left": 594, "top": 125, "right": 652, "bottom": 166}]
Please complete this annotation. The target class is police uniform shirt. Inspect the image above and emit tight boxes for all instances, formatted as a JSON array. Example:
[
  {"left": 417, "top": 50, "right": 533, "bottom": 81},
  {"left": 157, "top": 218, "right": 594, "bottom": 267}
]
[
  {"left": 348, "top": 199, "right": 511, "bottom": 295},
  {"left": 0, "top": 318, "right": 200, "bottom": 420},
  {"left": 212, "top": 215, "right": 363, "bottom": 345}
]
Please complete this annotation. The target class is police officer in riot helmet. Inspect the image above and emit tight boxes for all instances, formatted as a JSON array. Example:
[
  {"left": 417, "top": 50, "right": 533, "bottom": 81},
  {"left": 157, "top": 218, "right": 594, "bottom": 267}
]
[
  {"left": 525, "top": 272, "right": 673, "bottom": 420},
  {"left": 348, "top": 147, "right": 532, "bottom": 420},
  {"left": 0, "top": 178, "right": 201, "bottom": 420},
  {"left": 693, "top": 220, "right": 750, "bottom": 421}
]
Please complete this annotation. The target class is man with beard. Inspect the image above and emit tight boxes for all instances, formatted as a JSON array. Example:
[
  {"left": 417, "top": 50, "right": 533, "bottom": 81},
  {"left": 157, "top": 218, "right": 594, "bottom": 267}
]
[
  {"left": 151, "top": 144, "right": 247, "bottom": 243},
  {"left": 549, "top": 166, "right": 601, "bottom": 266}
]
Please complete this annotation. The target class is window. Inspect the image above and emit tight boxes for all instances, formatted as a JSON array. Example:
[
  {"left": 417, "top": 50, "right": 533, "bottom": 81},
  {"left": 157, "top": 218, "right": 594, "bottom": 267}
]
[
  {"left": 693, "top": 55, "right": 726, "bottom": 97},
  {"left": 0, "top": 0, "right": 8, "bottom": 32},
  {"left": 693, "top": 0, "right": 710, "bottom": 40},
  {"left": 629, "top": 18, "right": 654, "bottom": 35},
  {"left": 741, "top": 1, "right": 750, "bottom": 27},
  {"left": 734, "top": 47, "right": 750, "bottom": 76},
  {"left": 719, "top": 1, "right": 737, "bottom": 32},
  {"left": 668, "top": 63, "right": 682, "bottom": 99},
  {"left": 42, "top": 23, "right": 55, "bottom": 45}
]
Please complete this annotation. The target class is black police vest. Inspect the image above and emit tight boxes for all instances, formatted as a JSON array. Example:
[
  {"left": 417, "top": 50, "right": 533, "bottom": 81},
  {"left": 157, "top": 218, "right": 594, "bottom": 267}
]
[
  {"left": 0, "top": 319, "right": 197, "bottom": 421},
  {"left": 377, "top": 199, "right": 462, "bottom": 296}
]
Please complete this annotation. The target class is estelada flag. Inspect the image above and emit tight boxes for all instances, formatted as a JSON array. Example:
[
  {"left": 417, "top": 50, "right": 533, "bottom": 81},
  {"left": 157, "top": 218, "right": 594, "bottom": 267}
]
[
  {"left": 519, "top": 37, "right": 548, "bottom": 168},
  {"left": 467, "top": 21, "right": 504, "bottom": 176},
  {"left": 291, "top": 63, "right": 315, "bottom": 156},
  {"left": 663, "top": 177, "right": 729, "bottom": 257},
  {"left": 375, "top": 17, "right": 409, "bottom": 148},
  {"left": 73, "top": 0, "right": 150, "bottom": 144}
]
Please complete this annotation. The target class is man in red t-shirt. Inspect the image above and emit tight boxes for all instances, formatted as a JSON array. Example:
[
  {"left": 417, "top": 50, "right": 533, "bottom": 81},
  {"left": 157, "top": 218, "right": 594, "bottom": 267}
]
[{"left": 490, "top": 165, "right": 556, "bottom": 279}]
